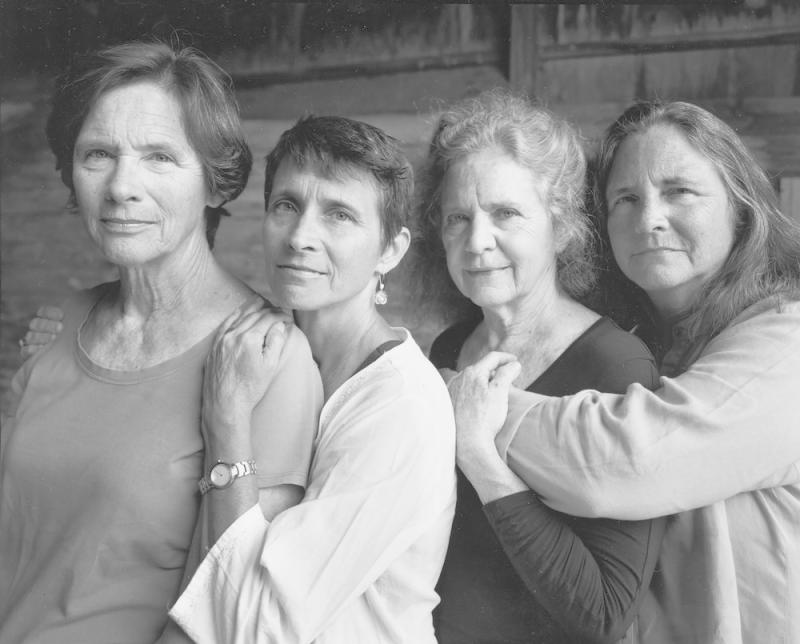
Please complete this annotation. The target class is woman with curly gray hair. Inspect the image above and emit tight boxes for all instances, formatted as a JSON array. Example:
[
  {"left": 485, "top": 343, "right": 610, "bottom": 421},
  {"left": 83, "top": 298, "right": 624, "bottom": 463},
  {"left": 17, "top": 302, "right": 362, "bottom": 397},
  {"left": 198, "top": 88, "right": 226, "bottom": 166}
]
[{"left": 416, "top": 90, "right": 666, "bottom": 643}]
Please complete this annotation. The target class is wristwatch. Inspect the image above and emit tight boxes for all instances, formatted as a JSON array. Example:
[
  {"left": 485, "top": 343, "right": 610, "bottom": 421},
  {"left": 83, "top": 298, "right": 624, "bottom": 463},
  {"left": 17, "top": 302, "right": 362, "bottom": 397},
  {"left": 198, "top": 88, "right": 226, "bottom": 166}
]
[{"left": 198, "top": 459, "right": 257, "bottom": 495}]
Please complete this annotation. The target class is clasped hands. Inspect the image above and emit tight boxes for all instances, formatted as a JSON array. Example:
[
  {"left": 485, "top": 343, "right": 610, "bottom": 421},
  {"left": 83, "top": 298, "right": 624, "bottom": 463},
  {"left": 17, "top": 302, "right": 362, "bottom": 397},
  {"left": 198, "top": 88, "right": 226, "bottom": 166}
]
[{"left": 440, "top": 352, "right": 521, "bottom": 475}]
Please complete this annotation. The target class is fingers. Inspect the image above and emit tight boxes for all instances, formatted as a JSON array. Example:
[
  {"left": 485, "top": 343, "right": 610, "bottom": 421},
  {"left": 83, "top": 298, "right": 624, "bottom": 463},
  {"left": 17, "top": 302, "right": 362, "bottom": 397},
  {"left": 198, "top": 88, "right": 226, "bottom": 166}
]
[
  {"left": 259, "top": 320, "right": 289, "bottom": 362},
  {"left": 36, "top": 305, "right": 64, "bottom": 322},
  {"left": 30, "top": 316, "right": 63, "bottom": 334},
  {"left": 469, "top": 351, "right": 520, "bottom": 378},
  {"left": 490, "top": 360, "right": 521, "bottom": 389}
]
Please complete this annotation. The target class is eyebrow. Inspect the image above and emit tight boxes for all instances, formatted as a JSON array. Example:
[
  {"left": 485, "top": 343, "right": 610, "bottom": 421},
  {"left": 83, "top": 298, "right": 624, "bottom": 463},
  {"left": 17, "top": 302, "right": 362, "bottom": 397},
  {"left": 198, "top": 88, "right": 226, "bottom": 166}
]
[
  {"left": 607, "top": 174, "right": 698, "bottom": 196},
  {"left": 270, "top": 187, "right": 364, "bottom": 215},
  {"left": 74, "top": 133, "right": 185, "bottom": 155}
]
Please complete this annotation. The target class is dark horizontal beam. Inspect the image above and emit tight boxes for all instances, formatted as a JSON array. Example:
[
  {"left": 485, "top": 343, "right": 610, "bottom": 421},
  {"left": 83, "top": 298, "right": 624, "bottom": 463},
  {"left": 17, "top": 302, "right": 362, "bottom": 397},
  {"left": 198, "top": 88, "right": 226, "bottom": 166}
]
[
  {"left": 540, "top": 27, "right": 800, "bottom": 60},
  {"left": 231, "top": 50, "right": 502, "bottom": 90}
]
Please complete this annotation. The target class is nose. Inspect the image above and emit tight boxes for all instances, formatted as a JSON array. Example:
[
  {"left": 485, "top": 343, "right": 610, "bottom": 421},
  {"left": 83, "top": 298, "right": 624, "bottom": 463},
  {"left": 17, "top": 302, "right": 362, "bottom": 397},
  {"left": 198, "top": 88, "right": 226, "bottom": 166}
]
[
  {"left": 106, "top": 156, "right": 142, "bottom": 203},
  {"left": 465, "top": 212, "right": 496, "bottom": 254},
  {"left": 633, "top": 196, "right": 668, "bottom": 233},
  {"left": 287, "top": 211, "right": 320, "bottom": 252}
]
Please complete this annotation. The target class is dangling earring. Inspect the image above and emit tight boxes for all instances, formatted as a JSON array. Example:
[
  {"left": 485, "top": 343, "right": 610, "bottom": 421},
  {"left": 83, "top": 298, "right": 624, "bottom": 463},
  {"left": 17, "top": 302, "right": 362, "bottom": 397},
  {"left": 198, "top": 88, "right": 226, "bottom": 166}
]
[{"left": 375, "top": 273, "right": 388, "bottom": 305}]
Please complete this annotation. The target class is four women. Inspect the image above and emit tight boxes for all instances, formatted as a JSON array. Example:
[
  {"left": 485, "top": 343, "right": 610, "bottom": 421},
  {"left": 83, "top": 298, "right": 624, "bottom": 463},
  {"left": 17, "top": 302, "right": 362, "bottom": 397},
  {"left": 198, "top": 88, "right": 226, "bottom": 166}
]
[{"left": 7, "top": 38, "right": 800, "bottom": 643}]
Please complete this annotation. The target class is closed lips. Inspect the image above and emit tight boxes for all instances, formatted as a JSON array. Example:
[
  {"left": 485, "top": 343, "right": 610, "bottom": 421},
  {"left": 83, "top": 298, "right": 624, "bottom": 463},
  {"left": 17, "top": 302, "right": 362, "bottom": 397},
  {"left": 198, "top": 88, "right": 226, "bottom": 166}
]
[
  {"left": 466, "top": 266, "right": 508, "bottom": 273},
  {"left": 279, "top": 264, "right": 326, "bottom": 274},
  {"left": 633, "top": 247, "right": 682, "bottom": 255}
]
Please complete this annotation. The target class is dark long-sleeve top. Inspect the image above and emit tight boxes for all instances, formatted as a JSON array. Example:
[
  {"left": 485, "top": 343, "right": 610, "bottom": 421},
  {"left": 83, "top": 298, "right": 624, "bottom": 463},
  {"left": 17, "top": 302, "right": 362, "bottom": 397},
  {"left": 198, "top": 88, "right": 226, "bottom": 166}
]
[{"left": 432, "top": 317, "right": 667, "bottom": 644}]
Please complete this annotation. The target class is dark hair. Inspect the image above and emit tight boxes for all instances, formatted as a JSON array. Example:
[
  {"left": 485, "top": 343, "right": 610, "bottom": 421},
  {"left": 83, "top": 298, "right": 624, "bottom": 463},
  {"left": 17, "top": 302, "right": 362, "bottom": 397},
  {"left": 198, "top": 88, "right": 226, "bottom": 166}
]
[
  {"left": 46, "top": 39, "right": 252, "bottom": 246},
  {"left": 412, "top": 89, "right": 597, "bottom": 324},
  {"left": 594, "top": 100, "right": 800, "bottom": 347},
  {"left": 263, "top": 115, "right": 413, "bottom": 248}
]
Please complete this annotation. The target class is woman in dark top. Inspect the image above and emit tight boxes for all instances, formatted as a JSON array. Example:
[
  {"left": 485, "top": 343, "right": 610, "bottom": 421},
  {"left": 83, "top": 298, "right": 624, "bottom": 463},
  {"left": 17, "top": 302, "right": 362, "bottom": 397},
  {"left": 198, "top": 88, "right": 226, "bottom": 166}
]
[{"left": 413, "top": 90, "right": 666, "bottom": 643}]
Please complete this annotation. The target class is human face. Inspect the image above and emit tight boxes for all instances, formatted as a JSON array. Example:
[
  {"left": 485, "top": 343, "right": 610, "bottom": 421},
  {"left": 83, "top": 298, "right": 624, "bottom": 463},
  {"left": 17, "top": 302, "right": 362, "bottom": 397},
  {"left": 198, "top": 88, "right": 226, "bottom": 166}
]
[
  {"left": 605, "top": 124, "right": 737, "bottom": 318},
  {"left": 72, "top": 81, "right": 218, "bottom": 269},
  {"left": 263, "top": 160, "right": 393, "bottom": 315},
  {"left": 440, "top": 148, "right": 559, "bottom": 313}
]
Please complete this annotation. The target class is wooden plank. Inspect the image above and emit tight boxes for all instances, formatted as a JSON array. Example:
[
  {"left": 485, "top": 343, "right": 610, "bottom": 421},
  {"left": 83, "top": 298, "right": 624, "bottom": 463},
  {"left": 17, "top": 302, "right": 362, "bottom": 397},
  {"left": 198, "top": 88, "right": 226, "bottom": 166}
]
[
  {"left": 539, "top": 26, "right": 800, "bottom": 60},
  {"left": 230, "top": 49, "right": 501, "bottom": 89},
  {"left": 509, "top": 4, "right": 541, "bottom": 95},
  {"left": 553, "top": 97, "right": 800, "bottom": 178}
]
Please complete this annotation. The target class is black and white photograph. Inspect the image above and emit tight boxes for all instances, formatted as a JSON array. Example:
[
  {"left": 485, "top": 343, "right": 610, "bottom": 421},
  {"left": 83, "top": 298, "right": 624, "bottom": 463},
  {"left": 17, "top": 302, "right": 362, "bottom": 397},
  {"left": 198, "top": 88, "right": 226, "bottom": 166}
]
[{"left": 1, "top": 2, "right": 799, "bottom": 642}]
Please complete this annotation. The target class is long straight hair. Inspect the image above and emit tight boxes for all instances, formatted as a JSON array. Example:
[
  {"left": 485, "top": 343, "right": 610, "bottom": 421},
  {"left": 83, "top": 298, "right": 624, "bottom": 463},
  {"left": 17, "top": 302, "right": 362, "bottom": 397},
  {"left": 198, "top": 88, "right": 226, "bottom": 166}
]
[{"left": 594, "top": 101, "right": 800, "bottom": 347}]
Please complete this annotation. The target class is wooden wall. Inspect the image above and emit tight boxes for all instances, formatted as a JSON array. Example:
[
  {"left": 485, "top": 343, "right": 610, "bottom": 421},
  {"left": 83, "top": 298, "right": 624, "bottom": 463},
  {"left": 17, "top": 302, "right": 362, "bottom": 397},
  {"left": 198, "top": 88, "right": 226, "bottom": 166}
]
[{"left": 509, "top": 2, "right": 800, "bottom": 217}]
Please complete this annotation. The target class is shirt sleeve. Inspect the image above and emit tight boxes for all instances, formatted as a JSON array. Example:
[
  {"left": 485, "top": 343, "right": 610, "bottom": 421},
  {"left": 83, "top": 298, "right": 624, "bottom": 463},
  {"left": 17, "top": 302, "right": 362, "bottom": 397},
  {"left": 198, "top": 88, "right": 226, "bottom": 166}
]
[
  {"left": 496, "top": 300, "right": 800, "bottom": 520},
  {"left": 250, "top": 325, "right": 322, "bottom": 489},
  {"left": 484, "top": 491, "right": 666, "bottom": 644},
  {"left": 482, "top": 325, "right": 664, "bottom": 644},
  {"left": 169, "top": 377, "right": 455, "bottom": 644}
]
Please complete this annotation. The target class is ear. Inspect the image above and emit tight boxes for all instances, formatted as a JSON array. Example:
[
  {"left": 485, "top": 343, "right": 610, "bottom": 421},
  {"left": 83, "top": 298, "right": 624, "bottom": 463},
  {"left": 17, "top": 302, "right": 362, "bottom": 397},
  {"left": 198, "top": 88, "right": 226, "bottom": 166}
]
[{"left": 377, "top": 226, "right": 411, "bottom": 275}]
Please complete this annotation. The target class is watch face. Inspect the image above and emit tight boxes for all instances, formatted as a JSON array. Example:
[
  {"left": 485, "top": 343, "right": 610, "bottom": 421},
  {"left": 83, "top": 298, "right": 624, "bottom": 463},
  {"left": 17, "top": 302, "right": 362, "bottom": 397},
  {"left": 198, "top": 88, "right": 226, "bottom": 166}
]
[{"left": 209, "top": 462, "right": 233, "bottom": 488}]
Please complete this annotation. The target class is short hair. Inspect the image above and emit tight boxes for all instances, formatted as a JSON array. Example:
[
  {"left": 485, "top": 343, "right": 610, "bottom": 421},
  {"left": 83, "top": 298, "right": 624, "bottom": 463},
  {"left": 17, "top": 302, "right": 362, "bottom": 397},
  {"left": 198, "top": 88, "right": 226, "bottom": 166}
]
[
  {"left": 45, "top": 39, "right": 252, "bottom": 246},
  {"left": 593, "top": 100, "right": 800, "bottom": 347},
  {"left": 412, "top": 89, "right": 597, "bottom": 323},
  {"left": 263, "top": 115, "right": 413, "bottom": 248}
]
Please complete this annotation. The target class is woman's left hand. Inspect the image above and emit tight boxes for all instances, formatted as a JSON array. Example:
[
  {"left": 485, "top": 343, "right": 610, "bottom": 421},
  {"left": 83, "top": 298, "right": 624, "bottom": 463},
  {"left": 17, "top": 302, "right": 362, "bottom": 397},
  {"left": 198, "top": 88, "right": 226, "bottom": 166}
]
[
  {"left": 201, "top": 301, "right": 292, "bottom": 448},
  {"left": 445, "top": 352, "right": 520, "bottom": 472}
]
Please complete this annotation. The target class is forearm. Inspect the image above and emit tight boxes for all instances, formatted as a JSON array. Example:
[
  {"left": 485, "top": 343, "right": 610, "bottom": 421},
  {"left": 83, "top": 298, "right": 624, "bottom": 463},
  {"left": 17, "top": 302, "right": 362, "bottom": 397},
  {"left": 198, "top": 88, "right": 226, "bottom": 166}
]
[
  {"left": 501, "top": 381, "right": 800, "bottom": 519},
  {"left": 458, "top": 441, "right": 528, "bottom": 505},
  {"left": 203, "top": 417, "right": 260, "bottom": 542},
  {"left": 485, "top": 491, "right": 666, "bottom": 644}
]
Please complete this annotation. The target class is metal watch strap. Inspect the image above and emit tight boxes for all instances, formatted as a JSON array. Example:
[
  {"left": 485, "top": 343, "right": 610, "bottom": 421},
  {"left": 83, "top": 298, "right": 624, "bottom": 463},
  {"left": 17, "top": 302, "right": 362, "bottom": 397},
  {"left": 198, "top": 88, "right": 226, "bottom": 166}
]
[{"left": 198, "top": 459, "right": 257, "bottom": 495}]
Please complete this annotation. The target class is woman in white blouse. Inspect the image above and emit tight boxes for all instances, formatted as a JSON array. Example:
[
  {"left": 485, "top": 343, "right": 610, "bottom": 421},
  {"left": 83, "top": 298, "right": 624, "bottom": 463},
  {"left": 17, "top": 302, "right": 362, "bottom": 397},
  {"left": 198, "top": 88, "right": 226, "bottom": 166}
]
[{"left": 166, "top": 115, "right": 456, "bottom": 643}]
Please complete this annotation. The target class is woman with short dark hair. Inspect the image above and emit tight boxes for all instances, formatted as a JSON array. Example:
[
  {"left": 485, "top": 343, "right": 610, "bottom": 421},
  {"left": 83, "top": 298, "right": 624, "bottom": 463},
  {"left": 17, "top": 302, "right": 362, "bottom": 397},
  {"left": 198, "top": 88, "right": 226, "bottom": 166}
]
[
  {"left": 165, "top": 115, "right": 456, "bottom": 643},
  {"left": 451, "top": 100, "right": 800, "bottom": 642},
  {"left": 0, "top": 41, "right": 320, "bottom": 642}
]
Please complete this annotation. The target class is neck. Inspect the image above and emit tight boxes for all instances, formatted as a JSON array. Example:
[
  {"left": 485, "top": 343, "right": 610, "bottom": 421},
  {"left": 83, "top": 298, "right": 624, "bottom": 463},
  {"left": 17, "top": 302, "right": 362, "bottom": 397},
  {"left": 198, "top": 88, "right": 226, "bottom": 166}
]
[
  {"left": 469, "top": 283, "right": 599, "bottom": 384},
  {"left": 294, "top": 295, "right": 397, "bottom": 400},
  {"left": 481, "top": 280, "right": 571, "bottom": 348},
  {"left": 648, "top": 285, "right": 698, "bottom": 327},
  {"left": 115, "top": 242, "right": 222, "bottom": 320}
]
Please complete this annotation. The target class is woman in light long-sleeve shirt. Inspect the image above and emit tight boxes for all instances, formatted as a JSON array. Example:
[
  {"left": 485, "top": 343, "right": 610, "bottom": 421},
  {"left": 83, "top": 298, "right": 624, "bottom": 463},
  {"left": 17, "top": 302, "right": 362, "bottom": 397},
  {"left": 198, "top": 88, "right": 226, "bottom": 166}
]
[
  {"left": 447, "top": 100, "right": 800, "bottom": 644},
  {"left": 165, "top": 116, "right": 456, "bottom": 643}
]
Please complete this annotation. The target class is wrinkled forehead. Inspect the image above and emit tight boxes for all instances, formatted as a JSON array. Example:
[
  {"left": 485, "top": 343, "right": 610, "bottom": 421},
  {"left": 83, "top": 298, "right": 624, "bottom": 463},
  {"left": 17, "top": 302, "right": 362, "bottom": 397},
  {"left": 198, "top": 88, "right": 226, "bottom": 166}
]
[{"left": 277, "top": 154, "right": 381, "bottom": 196}]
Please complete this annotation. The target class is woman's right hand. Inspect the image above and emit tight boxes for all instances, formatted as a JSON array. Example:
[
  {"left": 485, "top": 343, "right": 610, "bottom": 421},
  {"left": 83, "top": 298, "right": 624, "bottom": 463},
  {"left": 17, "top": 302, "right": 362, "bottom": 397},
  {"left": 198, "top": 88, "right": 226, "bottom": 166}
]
[
  {"left": 201, "top": 301, "right": 292, "bottom": 451},
  {"left": 20, "top": 305, "right": 64, "bottom": 358}
]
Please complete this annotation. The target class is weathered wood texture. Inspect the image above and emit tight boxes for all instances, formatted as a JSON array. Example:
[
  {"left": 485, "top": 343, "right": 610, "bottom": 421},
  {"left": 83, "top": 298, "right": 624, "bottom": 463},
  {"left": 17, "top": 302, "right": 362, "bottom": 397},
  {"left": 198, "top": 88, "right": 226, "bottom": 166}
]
[
  {"left": 509, "top": 1, "right": 800, "bottom": 211},
  {"left": 510, "top": 3, "right": 800, "bottom": 102},
  {"left": 556, "top": 96, "right": 800, "bottom": 180}
]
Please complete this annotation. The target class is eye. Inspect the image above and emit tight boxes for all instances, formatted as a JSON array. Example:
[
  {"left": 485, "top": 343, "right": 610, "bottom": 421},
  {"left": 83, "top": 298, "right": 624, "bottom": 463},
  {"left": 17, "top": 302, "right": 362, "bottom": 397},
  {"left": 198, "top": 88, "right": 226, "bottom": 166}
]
[
  {"left": 495, "top": 207, "right": 519, "bottom": 220},
  {"left": 85, "top": 149, "right": 111, "bottom": 161},
  {"left": 443, "top": 212, "right": 468, "bottom": 227},
  {"left": 271, "top": 200, "right": 298, "bottom": 215},
  {"left": 611, "top": 193, "right": 637, "bottom": 209},
  {"left": 329, "top": 209, "right": 354, "bottom": 223},
  {"left": 149, "top": 152, "right": 175, "bottom": 164},
  {"left": 667, "top": 186, "right": 695, "bottom": 198}
]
